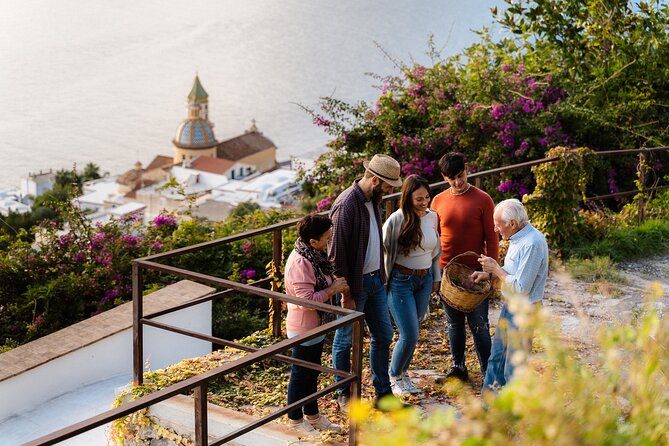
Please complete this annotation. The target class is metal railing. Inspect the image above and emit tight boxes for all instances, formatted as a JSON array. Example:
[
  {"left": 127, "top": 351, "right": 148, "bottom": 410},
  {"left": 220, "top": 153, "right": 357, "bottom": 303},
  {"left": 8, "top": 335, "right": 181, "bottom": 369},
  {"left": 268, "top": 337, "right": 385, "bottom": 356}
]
[
  {"left": 25, "top": 146, "right": 668, "bottom": 446},
  {"left": 381, "top": 147, "right": 668, "bottom": 219},
  {"left": 27, "top": 218, "right": 366, "bottom": 446}
]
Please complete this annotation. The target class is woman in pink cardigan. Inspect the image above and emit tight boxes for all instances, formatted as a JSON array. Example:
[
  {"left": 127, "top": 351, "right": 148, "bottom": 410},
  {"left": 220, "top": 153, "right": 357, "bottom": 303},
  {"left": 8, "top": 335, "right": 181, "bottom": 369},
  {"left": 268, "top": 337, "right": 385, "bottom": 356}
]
[{"left": 284, "top": 214, "right": 349, "bottom": 435}]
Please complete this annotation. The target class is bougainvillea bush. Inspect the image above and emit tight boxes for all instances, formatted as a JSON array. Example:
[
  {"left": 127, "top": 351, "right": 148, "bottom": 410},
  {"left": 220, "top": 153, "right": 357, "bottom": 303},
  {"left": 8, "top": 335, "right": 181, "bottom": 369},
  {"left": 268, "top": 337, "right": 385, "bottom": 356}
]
[
  {"left": 0, "top": 202, "right": 177, "bottom": 347},
  {"left": 300, "top": 0, "right": 669, "bottom": 210},
  {"left": 0, "top": 196, "right": 299, "bottom": 350}
]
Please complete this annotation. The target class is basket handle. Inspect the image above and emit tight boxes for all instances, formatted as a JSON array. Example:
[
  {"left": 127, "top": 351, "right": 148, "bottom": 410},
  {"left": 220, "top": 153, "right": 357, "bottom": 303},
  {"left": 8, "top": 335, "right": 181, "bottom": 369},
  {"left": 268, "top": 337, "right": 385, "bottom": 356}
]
[{"left": 445, "top": 251, "right": 482, "bottom": 269}]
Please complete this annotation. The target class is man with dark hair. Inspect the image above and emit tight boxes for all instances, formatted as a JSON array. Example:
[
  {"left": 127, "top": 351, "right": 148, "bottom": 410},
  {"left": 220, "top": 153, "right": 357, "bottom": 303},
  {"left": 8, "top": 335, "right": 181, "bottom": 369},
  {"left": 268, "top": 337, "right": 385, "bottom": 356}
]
[
  {"left": 431, "top": 152, "right": 499, "bottom": 381},
  {"left": 328, "top": 153, "right": 402, "bottom": 411}
]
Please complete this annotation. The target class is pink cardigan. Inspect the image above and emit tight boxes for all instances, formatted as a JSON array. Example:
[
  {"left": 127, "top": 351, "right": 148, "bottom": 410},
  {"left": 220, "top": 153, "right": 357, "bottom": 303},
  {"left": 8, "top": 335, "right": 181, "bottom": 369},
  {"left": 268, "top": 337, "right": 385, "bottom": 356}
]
[{"left": 284, "top": 250, "right": 333, "bottom": 335}]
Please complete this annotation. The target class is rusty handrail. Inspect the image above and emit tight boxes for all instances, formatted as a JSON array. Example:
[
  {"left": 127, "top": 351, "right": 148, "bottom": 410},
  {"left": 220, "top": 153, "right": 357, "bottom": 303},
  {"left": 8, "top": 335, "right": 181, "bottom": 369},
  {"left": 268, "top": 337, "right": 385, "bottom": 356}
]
[{"left": 24, "top": 312, "right": 363, "bottom": 446}]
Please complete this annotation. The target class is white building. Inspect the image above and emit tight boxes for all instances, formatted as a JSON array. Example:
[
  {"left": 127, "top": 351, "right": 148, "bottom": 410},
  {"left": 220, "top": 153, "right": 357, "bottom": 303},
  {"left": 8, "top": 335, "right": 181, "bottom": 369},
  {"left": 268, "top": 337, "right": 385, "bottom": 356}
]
[
  {"left": 0, "top": 197, "right": 31, "bottom": 216},
  {"left": 20, "top": 169, "right": 54, "bottom": 198},
  {"left": 211, "top": 168, "right": 300, "bottom": 209},
  {"left": 77, "top": 176, "right": 125, "bottom": 212}
]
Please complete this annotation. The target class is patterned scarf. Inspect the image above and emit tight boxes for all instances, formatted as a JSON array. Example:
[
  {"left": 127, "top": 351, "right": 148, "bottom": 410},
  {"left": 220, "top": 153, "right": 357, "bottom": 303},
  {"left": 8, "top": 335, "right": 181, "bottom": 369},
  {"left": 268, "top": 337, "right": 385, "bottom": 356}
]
[{"left": 294, "top": 238, "right": 334, "bottom": 292}]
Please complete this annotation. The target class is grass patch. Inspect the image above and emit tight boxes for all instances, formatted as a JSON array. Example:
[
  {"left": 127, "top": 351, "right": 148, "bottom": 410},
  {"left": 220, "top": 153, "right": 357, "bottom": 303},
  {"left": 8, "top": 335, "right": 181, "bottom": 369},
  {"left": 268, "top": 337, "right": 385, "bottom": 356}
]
[
  {"left": 566, "top": 219, "right": 669, "bottom": 261},
  {"left": 565, "top": 256, "right": 628, "bottom": 284},
  {"left": 587, "top": 281, "right": 623, "bottom": 298}
]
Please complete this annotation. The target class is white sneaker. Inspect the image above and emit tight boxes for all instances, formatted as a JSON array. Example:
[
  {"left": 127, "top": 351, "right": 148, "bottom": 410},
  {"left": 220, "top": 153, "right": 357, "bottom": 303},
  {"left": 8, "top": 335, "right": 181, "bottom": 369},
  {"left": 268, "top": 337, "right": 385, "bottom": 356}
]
[
  {"left": 390, "top": 374, "right": 410, "bottom": 396},
  {"left": 401, "top": 372, "right": 421, "bottom": 394},
  {"left": 306, "top": 414, "right": 342, "bottom": 433},
  {"left": 287, "top": 418, "right": 317, "bottom": 435}
]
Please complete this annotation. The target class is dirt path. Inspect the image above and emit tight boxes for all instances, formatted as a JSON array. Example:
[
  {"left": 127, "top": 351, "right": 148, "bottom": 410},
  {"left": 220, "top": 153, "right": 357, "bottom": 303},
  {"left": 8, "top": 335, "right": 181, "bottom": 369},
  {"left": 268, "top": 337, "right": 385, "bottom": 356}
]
[{"left": 542, "top": 254, "right": 669, "bottom": 361}]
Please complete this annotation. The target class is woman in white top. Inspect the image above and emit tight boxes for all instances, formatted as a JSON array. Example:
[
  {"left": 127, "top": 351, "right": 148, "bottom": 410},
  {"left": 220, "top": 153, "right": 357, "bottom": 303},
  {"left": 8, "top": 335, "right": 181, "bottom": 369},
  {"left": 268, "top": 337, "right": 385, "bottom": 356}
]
[{"left": 382, "top": 174, "right": 441, "bottom": 396}]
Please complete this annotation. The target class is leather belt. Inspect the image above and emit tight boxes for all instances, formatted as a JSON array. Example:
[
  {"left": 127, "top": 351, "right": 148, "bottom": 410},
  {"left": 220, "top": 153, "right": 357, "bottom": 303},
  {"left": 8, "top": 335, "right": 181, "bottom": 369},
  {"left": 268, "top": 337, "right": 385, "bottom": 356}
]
[{"left": 394, "top": 264, "right": 429, "bottom": 277}]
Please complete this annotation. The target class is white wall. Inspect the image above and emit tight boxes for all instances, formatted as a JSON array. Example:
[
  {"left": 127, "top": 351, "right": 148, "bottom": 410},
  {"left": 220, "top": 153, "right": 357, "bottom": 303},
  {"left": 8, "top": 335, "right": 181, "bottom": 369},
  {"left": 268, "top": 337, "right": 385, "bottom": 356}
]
[{"left": 0, "top": 302, "right": 211, "bottom": 420}]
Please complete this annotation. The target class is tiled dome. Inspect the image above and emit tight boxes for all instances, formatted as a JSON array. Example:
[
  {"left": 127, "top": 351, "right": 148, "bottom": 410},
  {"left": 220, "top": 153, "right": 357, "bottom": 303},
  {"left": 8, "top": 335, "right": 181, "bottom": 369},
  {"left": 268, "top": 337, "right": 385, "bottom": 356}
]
[{"left": 174, "top": 118, "right": 217, "bottom": 148}]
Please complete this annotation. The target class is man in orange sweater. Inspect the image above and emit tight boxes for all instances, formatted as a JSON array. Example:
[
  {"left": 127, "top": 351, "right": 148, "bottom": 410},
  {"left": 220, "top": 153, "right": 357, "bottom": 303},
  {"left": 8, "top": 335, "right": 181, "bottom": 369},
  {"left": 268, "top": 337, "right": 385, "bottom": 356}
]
[{"left": 431, "top": 152, "right": 499, "bottom": 381}]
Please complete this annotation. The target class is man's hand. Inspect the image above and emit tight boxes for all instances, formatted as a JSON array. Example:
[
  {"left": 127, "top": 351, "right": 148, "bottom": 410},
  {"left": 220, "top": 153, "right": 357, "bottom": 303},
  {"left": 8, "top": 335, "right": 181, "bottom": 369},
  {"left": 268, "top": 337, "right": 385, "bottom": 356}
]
[
  {"left": 432, "top": 281, "right": 440, "bottom": 293},
  {"left": 478, "top": 255, "right": 507, "bottom": 281},
  {"left": 469, "top": 271, "right": 490, "bottom": 284}
]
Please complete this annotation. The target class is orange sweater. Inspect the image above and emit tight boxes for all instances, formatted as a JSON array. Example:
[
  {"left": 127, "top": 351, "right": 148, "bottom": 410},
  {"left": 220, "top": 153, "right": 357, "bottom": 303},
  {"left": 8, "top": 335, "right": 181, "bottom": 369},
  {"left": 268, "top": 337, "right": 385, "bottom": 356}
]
[{"left": 431, "top": 186, "right": 499, "bottom": 270}]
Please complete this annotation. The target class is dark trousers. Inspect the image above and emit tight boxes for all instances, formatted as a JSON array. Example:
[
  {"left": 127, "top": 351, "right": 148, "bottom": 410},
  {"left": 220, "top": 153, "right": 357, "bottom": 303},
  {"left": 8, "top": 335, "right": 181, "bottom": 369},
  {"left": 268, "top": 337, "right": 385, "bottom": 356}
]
[
  {"left": 287, "top": 340, "right": 324, "bottom": 420},
  {"left": 443, "top": 298, "right": 491, "bottom": 374}
]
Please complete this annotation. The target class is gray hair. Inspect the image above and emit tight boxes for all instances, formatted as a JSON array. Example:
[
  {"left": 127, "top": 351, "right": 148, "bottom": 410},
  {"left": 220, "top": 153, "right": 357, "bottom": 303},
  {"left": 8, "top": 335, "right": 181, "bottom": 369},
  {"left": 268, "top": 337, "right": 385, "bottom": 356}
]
[{"left": 495, "top": 199, "right": 529, "bottom": 225}]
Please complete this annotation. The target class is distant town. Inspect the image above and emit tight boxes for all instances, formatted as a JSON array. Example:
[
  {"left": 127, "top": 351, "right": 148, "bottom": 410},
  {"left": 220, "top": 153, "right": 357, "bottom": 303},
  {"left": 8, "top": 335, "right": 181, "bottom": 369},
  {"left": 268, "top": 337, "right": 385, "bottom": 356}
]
[{"left": 0, "top": 76, "right": 323, "bottom": 223}]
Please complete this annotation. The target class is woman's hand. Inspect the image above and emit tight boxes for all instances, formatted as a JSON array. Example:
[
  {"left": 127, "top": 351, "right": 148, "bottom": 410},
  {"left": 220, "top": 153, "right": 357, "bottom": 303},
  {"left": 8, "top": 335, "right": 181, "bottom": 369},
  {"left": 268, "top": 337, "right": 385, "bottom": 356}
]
[{"left": 329, "top": 277, "right": 349, "bottom": 296}]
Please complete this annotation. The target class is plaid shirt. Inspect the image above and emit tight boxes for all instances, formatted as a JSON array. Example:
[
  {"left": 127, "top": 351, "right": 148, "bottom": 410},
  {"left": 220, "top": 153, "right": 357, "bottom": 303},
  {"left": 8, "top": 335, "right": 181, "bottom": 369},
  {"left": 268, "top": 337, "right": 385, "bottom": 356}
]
[{"left": 328, "top": 180, "right": 386, "bottom": 300}]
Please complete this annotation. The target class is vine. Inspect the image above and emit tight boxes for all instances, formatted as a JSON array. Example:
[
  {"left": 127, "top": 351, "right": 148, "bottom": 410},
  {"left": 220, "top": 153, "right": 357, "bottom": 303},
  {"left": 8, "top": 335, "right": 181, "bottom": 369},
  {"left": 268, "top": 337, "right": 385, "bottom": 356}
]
[{"left": 523, "top": 146, "right": 595, "bottom": 249}]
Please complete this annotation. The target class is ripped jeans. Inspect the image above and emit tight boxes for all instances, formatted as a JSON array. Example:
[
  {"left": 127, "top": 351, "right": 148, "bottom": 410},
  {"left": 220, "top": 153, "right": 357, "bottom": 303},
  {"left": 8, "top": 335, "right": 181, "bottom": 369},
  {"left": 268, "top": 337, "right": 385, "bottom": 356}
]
[{"left": 442, "top": 297, "right": 491, "bottom": 374}]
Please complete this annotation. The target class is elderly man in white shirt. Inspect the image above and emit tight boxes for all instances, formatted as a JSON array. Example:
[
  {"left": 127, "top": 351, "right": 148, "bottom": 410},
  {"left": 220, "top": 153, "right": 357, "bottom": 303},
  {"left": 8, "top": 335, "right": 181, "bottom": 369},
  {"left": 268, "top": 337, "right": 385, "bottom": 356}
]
[{"left": 472, "top": 198, "right": 549, "bottom": 392}]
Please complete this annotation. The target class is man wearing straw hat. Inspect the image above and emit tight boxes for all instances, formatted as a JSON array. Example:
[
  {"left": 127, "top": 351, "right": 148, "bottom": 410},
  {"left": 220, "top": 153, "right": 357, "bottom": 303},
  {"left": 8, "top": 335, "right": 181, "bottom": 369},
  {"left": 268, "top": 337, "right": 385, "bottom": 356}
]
[
  {"left": 473, "top": 198, "right": 549, "bottom": 392},
  {"left": 432, "top": 152, "right": 499, "bottom": 382},
  {"left": 328, "top": 153, "right": 402, "bottom": 411}
]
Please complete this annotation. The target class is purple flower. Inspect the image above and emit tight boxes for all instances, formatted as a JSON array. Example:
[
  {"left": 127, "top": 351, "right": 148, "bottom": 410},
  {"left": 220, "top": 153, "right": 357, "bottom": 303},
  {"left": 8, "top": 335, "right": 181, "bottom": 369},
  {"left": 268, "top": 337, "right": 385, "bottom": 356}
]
[
  {"left": 491, "top": 105, "right": 506, "bottom": 120},
  {"left": 57, "top": 234, "right": 73, "bottom": 249},
  {"left": 120, "top": 234, "right": 142, "bottom": 248},
  {"left": 153, "top": 214, "right": 177, "bottom": 228},
  {"left": 316, "top": 196, "right": 333, "bottom": 212},
  {"left": 90, "top": 233, "right": 106, "bottom": 250},
  {"left": 522, "top": 100, "right": 533, "bottom": 113},
  {"left": 240, "top": 269, "right": 257, "bottom": 284},
  {"left": 498, "top": 179, "right": 529, "bottom": 197},
  {"left": 312, "top": 116, "right": 331, "bottom": 127},
  {"left": 100, "top": 288, "right": 117, "bottom": 304}
]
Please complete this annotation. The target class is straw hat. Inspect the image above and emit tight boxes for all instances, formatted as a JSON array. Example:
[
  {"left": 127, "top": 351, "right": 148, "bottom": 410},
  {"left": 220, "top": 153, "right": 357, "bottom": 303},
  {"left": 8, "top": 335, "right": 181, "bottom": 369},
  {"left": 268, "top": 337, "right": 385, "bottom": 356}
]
[{"left": 363, "top": 154, "right": 402, "bottom": 187}]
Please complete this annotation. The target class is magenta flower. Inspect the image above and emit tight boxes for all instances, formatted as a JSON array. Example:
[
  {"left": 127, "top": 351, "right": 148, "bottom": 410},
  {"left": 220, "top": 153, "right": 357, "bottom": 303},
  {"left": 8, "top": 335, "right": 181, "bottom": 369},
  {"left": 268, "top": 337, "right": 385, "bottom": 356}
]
[
  {"left": 316, "top": 196, "right": 333, "bottom": 212},
  {"left": 153, "top": 214, "right": 177, "bottom": 228},
  {"left": 239, "top": 269, "right": 257, "bottom": 284}
]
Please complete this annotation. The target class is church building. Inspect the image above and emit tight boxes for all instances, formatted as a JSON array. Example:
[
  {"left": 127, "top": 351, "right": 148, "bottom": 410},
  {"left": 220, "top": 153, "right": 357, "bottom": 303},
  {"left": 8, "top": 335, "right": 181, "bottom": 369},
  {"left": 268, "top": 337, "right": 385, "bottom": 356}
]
[
  {"left": 118, "top": 75, "right": 279, "bottom": 196},
  {"left": 172, "top": 75, "right": 278, "bottom": 178}
]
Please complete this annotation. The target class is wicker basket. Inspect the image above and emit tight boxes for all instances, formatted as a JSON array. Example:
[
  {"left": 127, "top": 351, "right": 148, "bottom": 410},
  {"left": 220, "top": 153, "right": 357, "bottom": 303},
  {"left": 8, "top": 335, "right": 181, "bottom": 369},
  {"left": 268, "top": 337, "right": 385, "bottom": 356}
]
[{"left": 440, "top": 251, "right": 492, "bottom": 313}]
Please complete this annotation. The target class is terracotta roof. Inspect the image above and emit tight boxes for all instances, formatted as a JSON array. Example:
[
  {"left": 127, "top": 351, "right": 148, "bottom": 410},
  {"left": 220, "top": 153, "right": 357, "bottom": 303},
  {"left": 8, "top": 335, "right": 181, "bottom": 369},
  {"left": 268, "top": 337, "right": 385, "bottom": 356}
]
[
  {"left": 146, "top": 155, "right": 176, "bottom": 171},
  {"left": 117, "top": 157, "right": 169, "bottom": 189},
  {"left": 217, "top": 131, "right": 276, "bottom": 161},
  {"left": 189, "top": 156, "right": 236, "bottom": 174},
  {"left": 116, "top": 168, "right": 141, "bottom": 186}
]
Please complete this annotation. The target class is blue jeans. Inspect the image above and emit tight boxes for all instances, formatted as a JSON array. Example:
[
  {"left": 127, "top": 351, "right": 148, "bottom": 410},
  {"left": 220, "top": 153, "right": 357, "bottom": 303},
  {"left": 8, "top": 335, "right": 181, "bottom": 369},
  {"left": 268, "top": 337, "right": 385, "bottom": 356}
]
[
  {"left": 387, "top": 268, "right": 432, "bottom": 377},
  {"left": 332, "top": 272, "right": 393, "bottom": 396},
  {"left": 287, "top": 340, "right": 324, "bottom": 420},
  {"left": 483, "top": 303, "right": 532, "bottom": 391},
  {"left": 443, "top": 298, "right": 491, "bottom": 374}
]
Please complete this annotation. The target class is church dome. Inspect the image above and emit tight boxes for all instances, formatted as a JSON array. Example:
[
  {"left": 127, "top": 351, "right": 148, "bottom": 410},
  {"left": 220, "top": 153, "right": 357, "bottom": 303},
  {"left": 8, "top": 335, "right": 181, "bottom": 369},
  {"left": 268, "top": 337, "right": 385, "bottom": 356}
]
[{"left": 173, "top": 118, "right": 217, "bottom": 149}]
